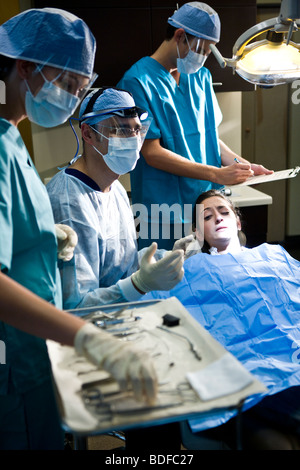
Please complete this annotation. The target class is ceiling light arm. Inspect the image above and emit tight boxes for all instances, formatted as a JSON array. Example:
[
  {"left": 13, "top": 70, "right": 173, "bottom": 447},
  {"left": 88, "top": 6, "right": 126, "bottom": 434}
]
[{"left": 210, "top": 0, "right": 300, "bottom": 70}]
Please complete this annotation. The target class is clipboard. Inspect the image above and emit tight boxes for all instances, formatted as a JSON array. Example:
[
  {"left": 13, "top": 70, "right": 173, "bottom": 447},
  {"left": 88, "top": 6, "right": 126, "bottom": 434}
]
[{"left": 231, "top": 166, "right": 300, "bottom": 187}]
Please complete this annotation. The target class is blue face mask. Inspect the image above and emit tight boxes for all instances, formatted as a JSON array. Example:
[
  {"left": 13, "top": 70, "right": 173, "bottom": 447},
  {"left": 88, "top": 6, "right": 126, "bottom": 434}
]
[
  {"left": 91, "top": 126, "right": 141, "bottom": 175},
  {"left": 25, "top": 69, "right": 80, "bottom": 128}
]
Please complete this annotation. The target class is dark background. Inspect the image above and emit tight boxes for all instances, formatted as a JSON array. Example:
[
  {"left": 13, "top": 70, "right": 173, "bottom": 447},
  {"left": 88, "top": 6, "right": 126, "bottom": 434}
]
[{"left": 34, "top": 0, "right": 256, "bottom": 92}]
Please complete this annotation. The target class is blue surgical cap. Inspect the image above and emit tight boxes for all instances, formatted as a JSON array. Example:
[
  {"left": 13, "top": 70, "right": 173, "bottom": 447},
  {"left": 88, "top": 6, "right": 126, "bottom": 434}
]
[
  {"left": 0, "top": 8, "right": 96, "bottom": 78},
  {"left": 79, "top": 88, "right": 142, "bottom": 126},
  {"left": 168, "top": 2, "right": 221, "bottom": 43}
]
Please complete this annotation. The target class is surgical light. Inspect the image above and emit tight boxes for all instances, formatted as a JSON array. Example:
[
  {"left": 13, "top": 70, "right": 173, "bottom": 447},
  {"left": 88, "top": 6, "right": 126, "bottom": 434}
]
[{"left": 210, "top": 0, "right": 300, "bottom": 87}]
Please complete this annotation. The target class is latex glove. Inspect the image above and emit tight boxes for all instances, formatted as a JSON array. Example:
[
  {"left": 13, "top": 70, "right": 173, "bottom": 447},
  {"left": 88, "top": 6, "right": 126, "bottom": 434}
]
[
  {"left": 173, "top": 235, "right": 202, "bottom": 260},
  {"left": 173, "top": 234, "right": 195, "bottom": 253},
  {"left": 74, "top": 323, "right": 158, "bottom": 405},
  {"left": 55, "top": 224, "right": 78, "bottom": 262},
  {"left": 184, "top": 237, "right": 202, "bottom": 260},
  {"left": 132, "top": 242, "right": 184, "bottom": 293}
]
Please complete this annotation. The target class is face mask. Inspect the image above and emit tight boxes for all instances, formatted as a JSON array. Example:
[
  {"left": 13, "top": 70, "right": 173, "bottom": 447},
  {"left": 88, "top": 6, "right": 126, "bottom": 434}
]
[
  {"left": 25, "top": 69, "right": 80, "bottom": 128},
  {"left": 92, "top": 127, "right": 141, "bottom": 175},
  {"left": 177, "top": 35, "right": 207, "bottom": 74},
  {"left": 177, "top": 49, "right": 207, "bottom": 74}
]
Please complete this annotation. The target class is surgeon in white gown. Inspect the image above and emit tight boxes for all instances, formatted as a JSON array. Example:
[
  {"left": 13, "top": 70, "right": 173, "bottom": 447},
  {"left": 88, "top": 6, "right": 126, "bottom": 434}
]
[{"left": 47, "top": 87, "right": 187, "bottom": 311}]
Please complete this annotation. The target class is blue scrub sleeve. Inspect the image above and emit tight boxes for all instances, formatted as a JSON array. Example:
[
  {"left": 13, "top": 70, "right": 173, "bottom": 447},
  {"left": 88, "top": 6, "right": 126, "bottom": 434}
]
[
  {"left": 0, "top": 140, "right": 13, "bottom": 270},
  {"left": 118, "top": 75, "right": 162, "bottom": 141}
]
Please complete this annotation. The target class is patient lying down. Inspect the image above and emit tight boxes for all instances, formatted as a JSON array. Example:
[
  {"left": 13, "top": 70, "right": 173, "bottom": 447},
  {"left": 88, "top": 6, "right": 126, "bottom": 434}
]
[{"left": 147, "top": 189, "right": 300, "bottom": 450}]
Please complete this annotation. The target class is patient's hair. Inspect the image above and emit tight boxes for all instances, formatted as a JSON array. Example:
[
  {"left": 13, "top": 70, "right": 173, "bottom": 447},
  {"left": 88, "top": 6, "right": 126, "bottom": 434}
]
[{"left": 192, "top": 189, "right": 246, "bottom": 253}]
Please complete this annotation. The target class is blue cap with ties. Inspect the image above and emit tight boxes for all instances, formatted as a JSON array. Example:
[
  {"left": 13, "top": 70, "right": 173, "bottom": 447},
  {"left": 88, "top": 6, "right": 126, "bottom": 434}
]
[
  {"left": 79, "top": 87, "right": 148, "bottom": 127},
  {"left": 168, "top": 2, "right": 221, "bottom": 43},
  {"left": 0, "top": 8, "right": 96, "bottom": 78}
]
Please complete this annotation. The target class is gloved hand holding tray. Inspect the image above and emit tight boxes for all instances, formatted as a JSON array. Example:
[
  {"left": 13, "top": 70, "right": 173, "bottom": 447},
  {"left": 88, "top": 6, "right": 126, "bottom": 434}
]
[{"left": 47, "top": 297, "right": 266, "bottom": 435}]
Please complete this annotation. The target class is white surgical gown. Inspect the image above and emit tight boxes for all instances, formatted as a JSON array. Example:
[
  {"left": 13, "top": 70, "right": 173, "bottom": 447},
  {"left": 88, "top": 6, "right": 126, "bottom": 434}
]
[{"left": 47, "top": 168, "right": 145, "bottom": 311}]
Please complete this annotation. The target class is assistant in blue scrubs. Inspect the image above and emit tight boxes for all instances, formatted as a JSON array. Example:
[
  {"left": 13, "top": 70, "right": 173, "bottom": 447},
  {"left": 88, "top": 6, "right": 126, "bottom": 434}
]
[
  {"left": 119, "top": 56, "right": 222, "bottom": 249},
  {"left": 0, "top": 8, "right": 96, "bottom": 449},
  {"left": 0, "top": 118, "right": 65, "bottom": 449},
  {"left": 118, "top": 2, "right": 272, "bottom": 250}
]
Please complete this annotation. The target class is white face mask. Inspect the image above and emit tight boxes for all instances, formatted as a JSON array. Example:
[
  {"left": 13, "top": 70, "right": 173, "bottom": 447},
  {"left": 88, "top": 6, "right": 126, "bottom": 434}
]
[
  {"left": 177, "top": 35, "right": 207, "bottom": 74},
  {"left": 177, "top": 49, "right": 207, "bottom": 74},
  {"left": 92, "top": 127, "right": 141, "bottom": 175}
]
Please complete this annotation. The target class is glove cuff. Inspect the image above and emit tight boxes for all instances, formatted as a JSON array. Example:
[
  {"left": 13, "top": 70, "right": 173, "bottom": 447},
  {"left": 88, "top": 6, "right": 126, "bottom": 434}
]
[
  {"left": 131, "top": 272, "right": 149, "bottom": 294},
  {"left": 117, "top": 276, "right": 145, "bottom": 300}
]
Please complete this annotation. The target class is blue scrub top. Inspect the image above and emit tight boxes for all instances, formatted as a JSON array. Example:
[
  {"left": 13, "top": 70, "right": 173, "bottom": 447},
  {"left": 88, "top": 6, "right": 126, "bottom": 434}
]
[
  {"left": 118, "top": 57, "right": 223, "bottom": 226},
  {"left": 0, "top": 118, "right": 61, "bottom": 395}
]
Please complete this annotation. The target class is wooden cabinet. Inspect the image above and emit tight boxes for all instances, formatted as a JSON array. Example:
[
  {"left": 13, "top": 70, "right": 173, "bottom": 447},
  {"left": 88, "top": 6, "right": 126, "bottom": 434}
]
[{"left": 34, "top": 1, "right": 256, "bottom": 91}]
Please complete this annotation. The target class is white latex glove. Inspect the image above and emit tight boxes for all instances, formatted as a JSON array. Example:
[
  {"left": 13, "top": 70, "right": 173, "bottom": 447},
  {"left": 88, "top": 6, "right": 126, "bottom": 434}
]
[
  {"left": 173, "top": 235, "right": 202, "bottom": 260},
  {"left": 55, "top": 224, "right": 78, "bottom": 262},
  {"left": 173, "top": 234, "right": 195, "bottom": 253},
  {"left": 132, "top": 242, "right": 184, "bottom": 293},
  {"left": 184, "top": 237, "right": 202, "bottom": 260},
  {"left": 74, "top": 323, "right": 158, "bottom": 405}
]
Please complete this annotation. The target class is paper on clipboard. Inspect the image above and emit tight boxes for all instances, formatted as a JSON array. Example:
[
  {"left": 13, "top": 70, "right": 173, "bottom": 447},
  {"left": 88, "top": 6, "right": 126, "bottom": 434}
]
[{"left": 231, "top": 166, "right": 300, "bottom": 187}]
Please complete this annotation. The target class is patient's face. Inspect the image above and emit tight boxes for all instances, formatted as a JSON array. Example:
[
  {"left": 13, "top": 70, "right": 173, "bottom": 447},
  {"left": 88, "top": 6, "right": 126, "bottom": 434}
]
[{"left": 197, "top": 196, "right": 241, "bottom": 251}]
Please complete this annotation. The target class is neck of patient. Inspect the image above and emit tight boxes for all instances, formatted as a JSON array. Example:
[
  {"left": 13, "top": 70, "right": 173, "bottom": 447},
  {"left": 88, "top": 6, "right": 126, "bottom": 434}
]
[{"left": 210, "top": 237, "right": 242, "bottom": 255}]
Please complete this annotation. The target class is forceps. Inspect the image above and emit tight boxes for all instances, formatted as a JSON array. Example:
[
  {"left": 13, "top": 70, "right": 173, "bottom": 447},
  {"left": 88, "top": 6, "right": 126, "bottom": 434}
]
[
  {"left": 156, "top": 326, "right": 202, "bottom": 360},
  {"left": 81, "top": 386, "right": 184, "bottom": 420},
  {"left": 82, "top": 306, "right": 128, "bottom": 322}
]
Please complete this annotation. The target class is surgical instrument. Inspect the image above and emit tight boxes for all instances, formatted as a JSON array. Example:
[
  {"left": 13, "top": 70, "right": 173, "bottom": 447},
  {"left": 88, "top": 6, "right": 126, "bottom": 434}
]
[
  {"left": 157, "top": 326, "right": 202, "bottom": 360},
  {"left": 93, "top": 316, "right": 141, "bottom": 329}
]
